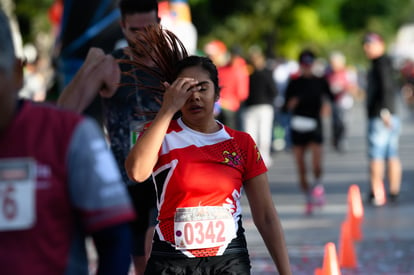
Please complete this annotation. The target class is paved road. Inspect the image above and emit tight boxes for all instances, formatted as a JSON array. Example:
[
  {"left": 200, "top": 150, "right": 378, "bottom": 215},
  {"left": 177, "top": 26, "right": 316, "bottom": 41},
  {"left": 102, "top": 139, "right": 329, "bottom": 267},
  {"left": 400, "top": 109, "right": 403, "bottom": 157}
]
[{"left": 243, "top": 101, "right": 414, "bottom": 274}]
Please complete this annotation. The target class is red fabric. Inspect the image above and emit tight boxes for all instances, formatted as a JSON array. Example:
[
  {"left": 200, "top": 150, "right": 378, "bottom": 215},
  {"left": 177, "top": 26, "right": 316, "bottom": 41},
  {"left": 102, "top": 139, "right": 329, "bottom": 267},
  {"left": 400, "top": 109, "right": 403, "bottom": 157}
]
[
  {"left": 217, "top": 58, "right": 249, "bottom": 112},
  {"left": 48, "top": 0, "right": 63, "bottom": 25},
  {"left": 0, "top": 101, "right": 81, "bottom": 274},
  {"left": 152, "top": 119, "right": 267, "bottom": 257}
]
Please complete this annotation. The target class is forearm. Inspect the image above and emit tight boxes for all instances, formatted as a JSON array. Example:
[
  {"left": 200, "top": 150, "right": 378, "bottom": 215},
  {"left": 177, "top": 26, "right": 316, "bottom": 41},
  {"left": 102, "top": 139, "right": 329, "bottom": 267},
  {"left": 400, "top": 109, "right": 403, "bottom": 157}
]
[
  {"left": 125, "top": 108, "right": 176, "bottom": 182},
  {"left": 256, "top": 213, "right": 292, "bottom": 275},
  {"left": 244, "top": 175, "right": 292, "bottom": 274},
  {"left": 57, "top": 78, "right": 97, "bottom": 113},
  {"left": 125, "top": 77, "right": 199, "bottom": 181},
  {"left": 57, "top": 47, "right": 119, "bottom": 113}
]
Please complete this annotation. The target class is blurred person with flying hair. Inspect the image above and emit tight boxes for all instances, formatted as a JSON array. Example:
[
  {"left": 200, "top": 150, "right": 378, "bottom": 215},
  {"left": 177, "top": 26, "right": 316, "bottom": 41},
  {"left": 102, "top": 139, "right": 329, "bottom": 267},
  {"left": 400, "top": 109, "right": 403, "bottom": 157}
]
[{"left": 58, "top": 1, "right": 165, "bottom": 273}]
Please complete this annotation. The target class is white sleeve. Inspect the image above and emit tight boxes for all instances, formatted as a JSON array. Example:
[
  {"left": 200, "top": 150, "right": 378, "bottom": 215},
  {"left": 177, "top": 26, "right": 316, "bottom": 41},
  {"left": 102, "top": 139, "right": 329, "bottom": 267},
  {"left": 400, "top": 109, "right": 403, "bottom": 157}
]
[{"left": 67, "top": 118, "right": 132, "bottom": 212}]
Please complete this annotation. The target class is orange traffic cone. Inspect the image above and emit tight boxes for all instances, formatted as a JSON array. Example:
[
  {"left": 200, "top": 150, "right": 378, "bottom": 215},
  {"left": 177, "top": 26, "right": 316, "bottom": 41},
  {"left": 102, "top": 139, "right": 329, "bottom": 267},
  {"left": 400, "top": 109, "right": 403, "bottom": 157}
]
[
  {"left": 314, "top": 267, "right": 323, "bottom": 275},
  {"left": 314, "top": 242, "right": 341, "bottom": 275},
  {"left": 347, "top": 184, "right": 364, "bottom": 241},
  {"left": 339, "top": 220, "right": 358, "bottom": 269}
]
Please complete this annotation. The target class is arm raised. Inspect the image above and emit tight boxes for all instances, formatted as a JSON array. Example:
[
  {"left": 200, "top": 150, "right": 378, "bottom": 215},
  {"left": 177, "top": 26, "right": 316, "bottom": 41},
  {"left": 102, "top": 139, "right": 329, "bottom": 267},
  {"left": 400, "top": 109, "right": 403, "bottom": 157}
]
[
  {"left": 57, "top": 47, "right": 120, "bottom": 113},
  {"left": 125, "top": 78, "right": 199, "bottom": 182}
]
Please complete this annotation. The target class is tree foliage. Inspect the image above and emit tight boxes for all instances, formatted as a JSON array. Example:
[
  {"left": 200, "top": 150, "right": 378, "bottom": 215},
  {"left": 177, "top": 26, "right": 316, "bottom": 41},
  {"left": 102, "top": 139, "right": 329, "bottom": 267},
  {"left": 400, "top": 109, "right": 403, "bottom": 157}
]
[
  {"left": 190, "top": 0, "right": 289, "bottom": 56},
  {"left": 12, "top": 0, "right": 414, "bottom": 65},
  {"left": 14, "top": 0, "right": 54, "bottom": 42},
  {"left": 190, "top": 0, "right": 414, "bottom": 64}
]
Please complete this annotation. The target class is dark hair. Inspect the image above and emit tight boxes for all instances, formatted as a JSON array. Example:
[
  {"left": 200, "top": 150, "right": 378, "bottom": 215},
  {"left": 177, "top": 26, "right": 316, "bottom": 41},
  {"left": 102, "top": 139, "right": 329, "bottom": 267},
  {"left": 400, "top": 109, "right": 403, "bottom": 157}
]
[
  {"left": 121, "top": 24, "right": 187, "bottom": 93},
  {"left": 298, "top": 49, "right": 316, "bottom": 65},
  {"left": 119, "top": 24, "right": 187, "bottom": 119},
  {"left": 174, "top": 56, "right": 221, "bottom": 97},
  {"left": 362, "top": 32, "right": 383, "bottom": 44},
  {"left": 118, "top": 0, "right": 159, "bottom": 18}
]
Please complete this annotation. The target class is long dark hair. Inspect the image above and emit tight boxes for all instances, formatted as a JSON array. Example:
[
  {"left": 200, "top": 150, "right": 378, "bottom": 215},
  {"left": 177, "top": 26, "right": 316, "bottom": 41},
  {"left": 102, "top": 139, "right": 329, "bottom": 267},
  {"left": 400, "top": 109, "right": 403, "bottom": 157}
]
[
  {"left": 118, "top": 24, "right": 188, "bottom": 97},
  {"left": 118, "top": 24, "right": 188, "bottom": 118}
]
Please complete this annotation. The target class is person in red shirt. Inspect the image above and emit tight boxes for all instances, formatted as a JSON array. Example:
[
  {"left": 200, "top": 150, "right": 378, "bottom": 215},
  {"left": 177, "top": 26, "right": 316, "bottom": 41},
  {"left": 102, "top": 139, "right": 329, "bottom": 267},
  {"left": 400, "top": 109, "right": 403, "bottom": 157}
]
[
  {"left": 204, "top": 40, "right": 249, "bottom": 130},
  {"left": 0, "top": 9, "right": 135, "bottom": 275},
  {"left": 125, "top": 25, "right": 291, "bottom": 274}
]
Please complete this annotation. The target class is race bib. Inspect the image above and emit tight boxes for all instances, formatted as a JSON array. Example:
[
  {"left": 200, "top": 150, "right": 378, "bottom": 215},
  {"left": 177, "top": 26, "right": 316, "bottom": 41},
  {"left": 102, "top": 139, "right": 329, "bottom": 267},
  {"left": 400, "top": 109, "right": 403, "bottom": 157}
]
[
  {"left": 291, "top": 115, "right": 317, "bottom": 132},
  {"left": 174, "top": 206, "right": 236, "bottom": 250},
  {"left": 0, "top": 158, "right": 36, "bottom": 231}
]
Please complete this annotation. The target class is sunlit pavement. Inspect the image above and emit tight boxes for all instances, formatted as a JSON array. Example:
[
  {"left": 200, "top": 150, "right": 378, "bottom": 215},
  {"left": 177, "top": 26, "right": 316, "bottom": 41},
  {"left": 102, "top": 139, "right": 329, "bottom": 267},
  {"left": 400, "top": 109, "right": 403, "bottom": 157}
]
[{"left": 243, "top": 101, "right": 414, "bottom": 274}]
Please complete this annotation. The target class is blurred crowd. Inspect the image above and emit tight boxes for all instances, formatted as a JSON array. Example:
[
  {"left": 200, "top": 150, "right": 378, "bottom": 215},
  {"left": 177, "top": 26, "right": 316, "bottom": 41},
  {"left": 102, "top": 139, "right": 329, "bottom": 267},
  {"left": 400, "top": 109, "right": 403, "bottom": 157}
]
[
  {"left": 11, "top": 1, "right": 414, "bottom": 148},
  {"left": 9, "top": 0, "right": 412, "bottom": 209},
  {"left": 2, "top": 0, "right": 412, "bottom": 274}
]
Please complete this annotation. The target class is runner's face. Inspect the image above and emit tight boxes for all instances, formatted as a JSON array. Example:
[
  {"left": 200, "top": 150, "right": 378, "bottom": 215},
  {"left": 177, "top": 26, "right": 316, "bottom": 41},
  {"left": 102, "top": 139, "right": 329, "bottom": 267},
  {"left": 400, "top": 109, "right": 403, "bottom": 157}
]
[
  {"left": 178, "top": 66, "right": 217, "bottom": 121},
  {"left": 363, "top": 40, "right": 385, "bottom": 59},
  {"left": 121, "top": 11, "right": 158, "bottom": 43},
  {"left": 121, "top": 11, "right": 159, "bottom": 65}
]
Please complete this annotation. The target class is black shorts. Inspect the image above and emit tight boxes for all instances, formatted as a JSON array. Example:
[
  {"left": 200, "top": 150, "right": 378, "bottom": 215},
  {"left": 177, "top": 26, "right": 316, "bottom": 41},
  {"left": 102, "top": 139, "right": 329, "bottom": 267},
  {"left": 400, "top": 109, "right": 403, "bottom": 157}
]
[
  {"left": 144, "top": 253, "right": 251, "bottom": 275},
  {"left": 127, "top": 178, "right": 158, "bottom": 256},
  {"left": 291, "top": 121, "right": 323, "bottom": 146}
]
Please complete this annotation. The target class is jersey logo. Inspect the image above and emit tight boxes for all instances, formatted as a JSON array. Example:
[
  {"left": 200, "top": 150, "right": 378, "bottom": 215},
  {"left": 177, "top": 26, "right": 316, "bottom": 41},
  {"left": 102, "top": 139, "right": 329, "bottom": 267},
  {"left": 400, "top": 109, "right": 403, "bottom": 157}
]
[
  {"left": 221, "top": 151, "right": 241, "bottom": 167},
  {"left": 254, "top": 145, "right": 262, "bottom": 162}
]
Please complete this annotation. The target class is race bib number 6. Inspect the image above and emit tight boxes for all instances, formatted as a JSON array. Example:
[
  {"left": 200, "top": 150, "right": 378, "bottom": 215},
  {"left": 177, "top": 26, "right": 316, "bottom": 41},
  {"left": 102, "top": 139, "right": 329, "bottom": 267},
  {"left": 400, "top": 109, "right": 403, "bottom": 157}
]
[
  {"left": 0, "top": 158, "right": 36, "bottom": 231},
  {"left": 174, "top": 206, "right": 236, "bottom": 250}
]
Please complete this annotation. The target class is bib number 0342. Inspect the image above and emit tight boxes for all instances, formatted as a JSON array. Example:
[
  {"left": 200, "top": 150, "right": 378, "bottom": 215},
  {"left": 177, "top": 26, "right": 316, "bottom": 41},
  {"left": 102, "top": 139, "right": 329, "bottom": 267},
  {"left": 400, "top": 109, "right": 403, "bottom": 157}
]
[{"left": 174, "top": 206, "right": 236, "bottom": 250}]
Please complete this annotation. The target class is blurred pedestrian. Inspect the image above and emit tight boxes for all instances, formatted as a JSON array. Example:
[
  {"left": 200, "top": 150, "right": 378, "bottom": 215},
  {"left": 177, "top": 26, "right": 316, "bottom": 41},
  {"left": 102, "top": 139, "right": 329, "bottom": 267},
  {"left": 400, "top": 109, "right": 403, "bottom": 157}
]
[
  {"left": 58, "top": 1, "right": 164, "bottom": 273},
  {"left": 283, "top": 49, "right": 335, "bottom": 215},
  {"left": 104, "top": 2, "right": 162, "bottom": 272},
  {"left": 273, "top": 58, "right": 299, "bottom": 151},
  {"left": 124, "top": 30, "right": 291, "bottom": 272},
  {"left": 230, "top": 44, "right": 250, "bottom": 131},
  {"left": 362, "top": 32, "right": 402, "bottom": 206},
  {"left": 400, "top": 59, "right": 414, "bottom": 114},
  {"left": 19, "top": 44, "right": 47, "bottom": 102},
  {"left": 204, "top": 40, "right": 249, "bottom": 130},
  {"left": 244, "top": 46, "right": 278, "bottom": 167},
  {"left": 325, "top": 51, "right": 358, "bottom": 152},
  {"left": 55, "top": 0, "right": 126, "bottom": 127},
  {"left": 0, "top": 9, "right": 135, "bottom": 275}
]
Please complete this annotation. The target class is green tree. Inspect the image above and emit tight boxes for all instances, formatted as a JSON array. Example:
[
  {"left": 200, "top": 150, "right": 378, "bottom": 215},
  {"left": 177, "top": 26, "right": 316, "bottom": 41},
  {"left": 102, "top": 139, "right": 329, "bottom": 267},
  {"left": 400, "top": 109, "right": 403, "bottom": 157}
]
[
  {"left": 190, "top": 0, "right": 290, "bottom": 56},
  {"left": 12, "top": 0, "right": 414, "bottom": 67},
  {"left": 14, "top": 0, "right": 54, "bottom": 43}
]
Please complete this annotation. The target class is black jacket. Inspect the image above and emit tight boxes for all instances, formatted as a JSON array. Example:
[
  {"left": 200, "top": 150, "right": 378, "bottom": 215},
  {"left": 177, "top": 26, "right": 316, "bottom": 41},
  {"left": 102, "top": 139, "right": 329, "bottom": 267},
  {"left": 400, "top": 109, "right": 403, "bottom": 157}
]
[{"left": 366, "top": 55, "right": 397, "bottom": 118}]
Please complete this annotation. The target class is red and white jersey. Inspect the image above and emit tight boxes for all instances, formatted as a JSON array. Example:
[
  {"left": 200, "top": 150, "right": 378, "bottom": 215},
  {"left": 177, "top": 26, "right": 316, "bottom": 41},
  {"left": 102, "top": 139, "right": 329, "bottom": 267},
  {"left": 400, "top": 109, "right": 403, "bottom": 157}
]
[{"left": 150, "top": 118, "right": 267, "bottom": 257}]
